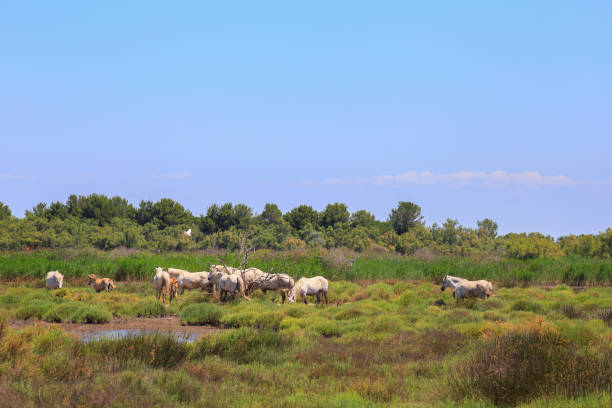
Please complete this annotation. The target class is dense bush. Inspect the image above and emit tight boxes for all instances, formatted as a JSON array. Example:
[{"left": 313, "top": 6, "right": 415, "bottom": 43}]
[
  {"left": 135, "top": 300, "right": 169, "bottom": 317},
  {"left": 43, "top": 302, "right": 112, "bottom": 323},
  {"left": 179, "top": 304, "right": 224, "bottom": 325}
]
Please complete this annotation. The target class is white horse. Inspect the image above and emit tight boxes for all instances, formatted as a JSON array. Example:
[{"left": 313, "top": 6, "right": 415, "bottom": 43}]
[
  {"left": 153, "top": 267, "right": 170, "bottom": 302},
  {"left": 45, "top": 270, "right": 64, "bottom": 289},
  {"left": 254, "top": 273, "right": 295, "bottom": 304},
  {"left": 177, "top": 271, "right": 212, "bottom": 295},
  {"left": 218, "top": 274, "right": 247, "bottom": 301},
  {"left": 167, "top": 267, "right": 189, "bottom": 279},
  {"left": 441, "top": 275, "right": 494, "bottom": 302},
  {"left": 288, "top": 276, "right": 328, "bottom": 304},
  {"left": 208, "top": 265, "right": 255, "bottom": 294}
]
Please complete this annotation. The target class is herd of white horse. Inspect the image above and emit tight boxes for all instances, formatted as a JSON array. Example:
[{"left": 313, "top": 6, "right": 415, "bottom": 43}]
[
  {"left": 152, "top": 265, "right": 329, "bottom": 305},
  {"left": 44, "top": 269, "right": 494, "bottom": 306}
]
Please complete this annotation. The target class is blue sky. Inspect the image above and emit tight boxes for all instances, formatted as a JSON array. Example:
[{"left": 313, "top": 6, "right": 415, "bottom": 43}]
[{"left": 1, "top": 1, "right": 611, "bottom": 237}]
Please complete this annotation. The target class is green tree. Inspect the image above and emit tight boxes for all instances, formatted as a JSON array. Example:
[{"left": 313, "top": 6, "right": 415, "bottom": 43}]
[
  {"left": 136, "top": 198, "right": 191, "bottom": 229},
  {"left": 389, "top": 201, "right": 423, "bottom": 235},
  {"left": 477, "top": 218, "right": 498, "bottom": 239},
  {"left": 151, "top": 198, "right": 192, "bottom": 229},
  {"left": 0, "top": 202, "right": 12, "bottom": 220},
  {"left": 233, "top": 203, "right": 253, "bottom": 229},
  {"left": 261, "top": 203, "right": 283, "bottom": 224},
  {"left": 320, "top": 202, "right": 349, "bottom": 228},
  {"left": 206, "top": 203, "right": 236, "bottom": 231},
  {"left": 350, "top": 210, "right": 376, "bottom": 228},
  {"left": 285, "top": 205, "right": 319, "bottom": 231}
]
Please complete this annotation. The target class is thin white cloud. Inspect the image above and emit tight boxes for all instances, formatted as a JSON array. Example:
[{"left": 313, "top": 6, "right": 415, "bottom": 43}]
[
  {"left": 322, "top": 170, "right": 580, "bottom": 187},
  {"left": 0, "top": 174, "right": 24, "bottom": 180},
  {"left": 153, "top": 172, "right": 192, "bottom": 180}
]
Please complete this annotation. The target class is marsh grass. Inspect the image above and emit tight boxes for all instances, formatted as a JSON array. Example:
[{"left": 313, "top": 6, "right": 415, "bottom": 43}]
[
  {"left": 86, "top": 333, "right": 189, "bottom": 368},
  {"left": 2, "top": 250, "right": 610, "bottom": 284},
  {"left": 0, "top": 279, "right": 610, "bottom": 407},
  {"left": 451, "top": 326, "right": 612, "bottom": 406},
  {"left": 192, "top": 327, "right": 291, "bottom": 363}
]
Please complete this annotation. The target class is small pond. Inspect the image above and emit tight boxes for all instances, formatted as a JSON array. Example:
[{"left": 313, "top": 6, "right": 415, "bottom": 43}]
[{"left": 78, "top": 329, "right": 201, "bottom": 343}]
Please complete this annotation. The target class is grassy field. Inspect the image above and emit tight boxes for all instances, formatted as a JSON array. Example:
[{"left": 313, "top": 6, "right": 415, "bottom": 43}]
[
  {"left": 1, "top": 249, "right": 611, "bottom": 285},
  {"left": 1, "top": 279, "right": 610, "bottom": 407}
]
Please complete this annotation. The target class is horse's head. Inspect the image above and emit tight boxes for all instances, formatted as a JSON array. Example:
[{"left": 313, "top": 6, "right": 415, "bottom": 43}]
[
  {"left": 441, "top": 275, "right": 450, "bottom": 291},
  {"left": 287, "top": 293, "right": 296, "bottom": 303}
]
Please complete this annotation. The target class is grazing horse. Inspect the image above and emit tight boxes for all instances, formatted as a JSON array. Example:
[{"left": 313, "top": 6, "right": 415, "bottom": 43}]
[
  {"left": 153, "top": 267, "right": 171, "bottom": 303},
  {"left": 168, "top": 277, "right": 179, "bottom": 303},
  {"left": 177, "top": 271, "right": 211, "bottom": 295},
  {"left": 441, "top": 275, "right": 494, "bottom": 302},
  {"left": 87, "top": 274, "right": 116, "bottom": 293},
  {"left": 167, "top": 267, "right": 189, "bottom": 279},
  {"left": 218, "top": 274, "right": 247, "bottom": 301},
  {"left": 254, "top": 273, "right": 295, "bottom": 304},
  {"left": 288, "top": 276, "right": 328, "bottom": 305},
  {"left": 45, "top": 271, "right": 64, "bottom": 289}
]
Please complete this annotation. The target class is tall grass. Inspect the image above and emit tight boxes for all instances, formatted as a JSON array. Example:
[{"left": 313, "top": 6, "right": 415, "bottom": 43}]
[
  {"left": 85, "top": 332, "right": 189, "bottom": 368},
  {"left": 451, "top": 325, "right": 612, "bottom": 406},
  {"left": 1, "top": 249, "right": 610, "bottom": 284}
]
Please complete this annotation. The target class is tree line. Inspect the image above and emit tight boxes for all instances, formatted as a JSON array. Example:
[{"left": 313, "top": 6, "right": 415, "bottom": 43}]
[{"left": 0, "top": 195, "right": 610, "bottom": 259}]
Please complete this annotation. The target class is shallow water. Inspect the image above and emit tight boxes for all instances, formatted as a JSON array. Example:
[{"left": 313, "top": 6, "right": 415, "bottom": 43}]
[{"left": 79, "top": 329, "right": 201, "bottom": 343}]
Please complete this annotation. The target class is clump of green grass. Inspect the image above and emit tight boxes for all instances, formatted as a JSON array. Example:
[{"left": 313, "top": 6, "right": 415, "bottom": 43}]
[
  {"left": 43, "top": 302, "right": 112, "bottom": 323},
  {"left": 15, "top": 300, "right": 53, "bottom": 320},
  {"left": 135, "top": 300, "right": 168, "bottom": 317},
  {"left": 451, "top": 326, "right": 612, "bottom": 406},
  {"left": 179, "top": 304, "right": 224, "bottom": 325}
]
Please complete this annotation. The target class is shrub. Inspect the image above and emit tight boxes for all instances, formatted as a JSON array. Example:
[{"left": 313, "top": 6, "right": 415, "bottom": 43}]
[
  {"left": 135, "top": 301, "right": 168, "bottom": 317},
  {"left": 15, "top": 300, "right": 49, "bottom": 320},
  {"left": 451, "top": 326, "right": 612, "bottom": 406},
  {"left": 179, "top": 304, "right": 224, "bottom": 325},
  {"left": 78, "top": 305, "right": 113, "bottom": 323},
  {"left": 42, "top": 302, "right": 112, "bottom": 323}
]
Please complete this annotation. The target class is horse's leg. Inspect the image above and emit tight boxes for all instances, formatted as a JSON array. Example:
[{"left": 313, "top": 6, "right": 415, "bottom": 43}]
[
  {"left": 302, "top": 294, "right": 307, "bottom": 304},
  {"left": 281, "top": 292, "right": 286, "bottom": 305},
  {"left": 324, "top": 291, "right": 328, "bottom": 304},
  {"left": 316, "top": 293, "right": 321, "bottom": 304}
]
